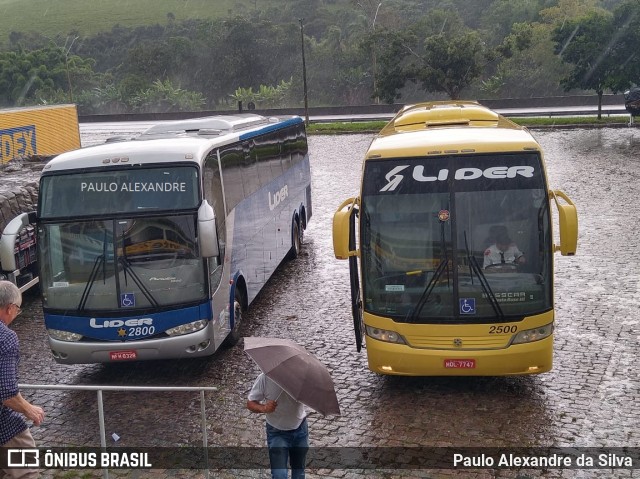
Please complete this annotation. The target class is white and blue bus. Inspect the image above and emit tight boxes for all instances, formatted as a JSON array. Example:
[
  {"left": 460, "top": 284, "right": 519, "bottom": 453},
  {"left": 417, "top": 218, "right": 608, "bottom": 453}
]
[{"left": 36, "top": 114, "right": 311, "bottom": 363}]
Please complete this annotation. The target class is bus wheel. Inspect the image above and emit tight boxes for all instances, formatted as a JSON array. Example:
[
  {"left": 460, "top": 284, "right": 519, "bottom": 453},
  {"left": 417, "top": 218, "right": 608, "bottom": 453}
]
[
  {"left": 288, "top": 221, "right": 302, "bottom": 260},
  {"left": 224, "top": 288, "right": 244, "bottom": 347}
]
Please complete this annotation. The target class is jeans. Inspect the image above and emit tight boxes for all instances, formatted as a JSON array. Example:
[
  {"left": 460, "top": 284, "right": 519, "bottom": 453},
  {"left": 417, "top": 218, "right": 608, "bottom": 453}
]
[{"left": 266, "top": 418, "right": 308, "bottom": 479}]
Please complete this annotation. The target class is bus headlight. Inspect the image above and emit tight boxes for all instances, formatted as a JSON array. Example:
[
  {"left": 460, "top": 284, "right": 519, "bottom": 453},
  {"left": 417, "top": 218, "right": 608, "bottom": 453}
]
[
  {"left": 48, "top": 329, "right": 83, "bottom": 342},
  {"left": 166, "top": 320, "right": 208, "bottom": 337},
  {"left": 365, "top": 325, "right": 406, "bottom": 344},
  {"left": 512, "top": 323, "right": 554, "bottom": 344}
]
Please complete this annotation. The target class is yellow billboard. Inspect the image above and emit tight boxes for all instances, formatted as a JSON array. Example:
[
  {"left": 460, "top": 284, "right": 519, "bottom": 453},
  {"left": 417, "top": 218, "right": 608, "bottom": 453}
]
[{"left": 0, "top": 104, "right": 81, "bottom": 164}]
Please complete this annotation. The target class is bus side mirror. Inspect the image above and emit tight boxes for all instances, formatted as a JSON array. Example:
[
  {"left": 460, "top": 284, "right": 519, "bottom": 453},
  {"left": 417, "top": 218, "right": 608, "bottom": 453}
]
[
  {"left": 333, "top": 197, "right": 359, "bottom": 260},
  {"left": 198, "top": 200, "right": 219, "bottom": 258},
  {"left": 0, "top": 212, "right": 35, "bottom": 272},
  {"left": 550, "top": 190, "right": 578, "bottom": 256}
]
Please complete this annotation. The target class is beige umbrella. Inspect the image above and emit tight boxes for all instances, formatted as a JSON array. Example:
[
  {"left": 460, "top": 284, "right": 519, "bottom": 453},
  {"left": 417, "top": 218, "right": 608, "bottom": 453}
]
[{"left": 244, "top": 337, "right": 341, "bottom": 417}]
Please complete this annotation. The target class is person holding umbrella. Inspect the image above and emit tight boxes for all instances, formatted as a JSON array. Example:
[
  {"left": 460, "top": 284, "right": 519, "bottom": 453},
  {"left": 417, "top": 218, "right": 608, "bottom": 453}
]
[
  {"left": 247, "top": 372, "right": 308, "bottom": 478},
  {"left": 245, "top": 336, "right": 340, "bottom": 479}
]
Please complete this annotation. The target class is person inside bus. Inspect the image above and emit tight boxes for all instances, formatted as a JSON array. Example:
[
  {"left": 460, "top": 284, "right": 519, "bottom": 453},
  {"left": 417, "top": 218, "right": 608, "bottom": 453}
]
[{"left": 483, "top": 227, "right": 526, "bottom": 270}]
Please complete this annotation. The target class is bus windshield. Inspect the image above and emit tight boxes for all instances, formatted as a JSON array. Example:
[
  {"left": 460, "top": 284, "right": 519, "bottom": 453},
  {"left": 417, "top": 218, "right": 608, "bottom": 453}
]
[
  {"left": 38, "top": 215, "right": 206, "bottom": 311},
  {"left": 360, "top": 152, "right": 552, "bottom": 323}
]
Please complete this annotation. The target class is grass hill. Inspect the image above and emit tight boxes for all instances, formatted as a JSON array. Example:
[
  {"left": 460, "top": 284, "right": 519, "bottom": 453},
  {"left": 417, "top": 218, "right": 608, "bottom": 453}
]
[{"left": 0, "top": 0, "right": 287, "bottom": 46}]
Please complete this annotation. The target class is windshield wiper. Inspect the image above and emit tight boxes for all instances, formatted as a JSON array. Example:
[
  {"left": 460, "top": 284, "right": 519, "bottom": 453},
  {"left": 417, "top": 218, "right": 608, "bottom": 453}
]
[
  {"left": 78, "top": 254, "right": 104, "bottom": 312},
  {"left": 407, "top": 259, "right": 449, "bottom": 322},
  {"left": 78, "top": 229, "right": 109, "bottom": 312},
  {"left": 407, "top": 218, "right": 451, "bottom": 322},
  {"left": 464, "top": 231, "right": 504, "bottom": 319}
]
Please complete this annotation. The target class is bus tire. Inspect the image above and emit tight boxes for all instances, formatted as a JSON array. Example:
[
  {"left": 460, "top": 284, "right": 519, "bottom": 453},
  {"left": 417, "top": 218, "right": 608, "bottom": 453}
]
[
  {"left": 224, "top": 287, "right": 244, "bottom": 347},
  {"left": 288, "top": 220, "right": 302, "bottom": 260}
]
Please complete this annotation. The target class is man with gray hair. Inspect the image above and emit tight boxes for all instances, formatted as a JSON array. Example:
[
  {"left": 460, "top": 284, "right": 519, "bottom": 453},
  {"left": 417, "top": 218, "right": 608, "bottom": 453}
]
[{"left": 0, "top": 280, "right": 44, "bottom": 478}]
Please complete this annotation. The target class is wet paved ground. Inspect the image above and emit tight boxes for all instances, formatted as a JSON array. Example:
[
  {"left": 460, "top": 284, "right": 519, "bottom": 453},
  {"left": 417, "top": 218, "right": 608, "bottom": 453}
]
[{"left": 8, "top": 126, "right": 640, "bottom": 478}]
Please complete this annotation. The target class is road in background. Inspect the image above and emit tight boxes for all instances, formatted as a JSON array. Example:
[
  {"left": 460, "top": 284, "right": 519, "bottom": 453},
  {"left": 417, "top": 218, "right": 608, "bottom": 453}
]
[{"left": 77, "top": 100, "right": 632, "bottom": 133}]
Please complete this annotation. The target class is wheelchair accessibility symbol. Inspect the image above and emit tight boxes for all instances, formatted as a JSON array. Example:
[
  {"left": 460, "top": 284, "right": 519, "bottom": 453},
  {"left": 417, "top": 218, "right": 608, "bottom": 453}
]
[
  {"left": 459, "top": 298, "right": 476, "bottom": 315},
  {"left": 121, "top": 293, "right": 135, "bottom": 308}
]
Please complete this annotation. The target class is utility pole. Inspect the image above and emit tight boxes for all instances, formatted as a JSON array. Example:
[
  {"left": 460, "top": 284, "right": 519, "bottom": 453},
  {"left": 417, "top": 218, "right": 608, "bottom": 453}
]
[
  {"left": 299, "top": 18, "right": 309, "bottom": 126},
  {"left": 64, "top": 36, "right": 79, "bottom": 103},
  {"left": 372, "top": 2, "right": 382, "bottom": 104}
]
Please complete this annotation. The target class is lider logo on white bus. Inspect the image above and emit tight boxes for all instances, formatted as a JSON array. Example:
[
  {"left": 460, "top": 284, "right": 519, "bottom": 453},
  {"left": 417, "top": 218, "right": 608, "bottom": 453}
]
[
  {"left": 380, "top": 165, "right": 535, "bottom": 192},
  {"left": 90, "top": 318, "right": 153, "bottom": 328},
  {"left": 269, "top": 185, "right": 289, "bottom": 211}
]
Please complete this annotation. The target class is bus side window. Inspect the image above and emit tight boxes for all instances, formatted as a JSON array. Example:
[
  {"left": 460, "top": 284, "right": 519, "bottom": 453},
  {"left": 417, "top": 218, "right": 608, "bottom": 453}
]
[
  {"left": 296, "top": 124, "right": 308, "bottom": 164},
  {"left": 280, "top": 128, "right": 292, "bottom": 173},
  {"left": 219, "top": 144, "right": 244, "bottom": 213},
  {"left": 283, "top": 125, "right": 305, "bottom": 167},
  {"left": 255, "top": 136, "right": 272, "bottom": 188},
  {"left": 242, "top": 141, "right": 261, "bottom": 198}
]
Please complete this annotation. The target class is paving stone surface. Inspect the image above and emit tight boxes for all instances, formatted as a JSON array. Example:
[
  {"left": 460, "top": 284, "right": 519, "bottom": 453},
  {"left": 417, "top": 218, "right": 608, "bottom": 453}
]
[{"left": 5, "top": 127, "right": 640, "bottom": 479}]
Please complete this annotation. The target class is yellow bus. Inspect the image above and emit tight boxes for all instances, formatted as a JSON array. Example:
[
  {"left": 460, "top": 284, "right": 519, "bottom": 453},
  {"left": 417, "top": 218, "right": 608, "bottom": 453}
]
[{"left": 333, "top": 101, "right": 578, "bottom": 376}]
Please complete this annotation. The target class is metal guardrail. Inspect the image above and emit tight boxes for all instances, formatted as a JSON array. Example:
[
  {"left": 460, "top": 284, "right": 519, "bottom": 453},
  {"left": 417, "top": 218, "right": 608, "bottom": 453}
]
[
  {"left": 18, "top": 383, "right": 218, "bottom": 479},
  {"left": 499, "top": 107, "right": 629, "bottom": 118},
  {"left": 305, "top": 107, "right": 631, "bottom": 124},
  {"left": 76, "top": 95, "right": 630, "bottom": 124}
]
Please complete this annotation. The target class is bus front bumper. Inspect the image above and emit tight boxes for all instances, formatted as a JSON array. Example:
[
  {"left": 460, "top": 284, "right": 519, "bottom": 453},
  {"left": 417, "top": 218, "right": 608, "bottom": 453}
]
[
  {"left": 48, "top": 323, "right": 216, "bottom": 364},
  {"left": 364, "top": 335, "right": 553, "bottom": 376}
]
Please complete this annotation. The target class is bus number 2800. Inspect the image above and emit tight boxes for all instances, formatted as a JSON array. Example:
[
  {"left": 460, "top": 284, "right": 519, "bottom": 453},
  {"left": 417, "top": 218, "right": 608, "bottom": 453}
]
[
  {"left": 128, "top": 326, "right": 155, "bottom": 337},
  {"left": 489, "top": 325, "right": 517, "bottom": 334}
]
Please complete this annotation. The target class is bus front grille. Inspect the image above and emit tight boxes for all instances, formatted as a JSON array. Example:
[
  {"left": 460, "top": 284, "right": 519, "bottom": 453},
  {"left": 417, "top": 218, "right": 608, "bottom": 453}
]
[{"left": 405, "top": 335, "right": 510, "bottom": 350}]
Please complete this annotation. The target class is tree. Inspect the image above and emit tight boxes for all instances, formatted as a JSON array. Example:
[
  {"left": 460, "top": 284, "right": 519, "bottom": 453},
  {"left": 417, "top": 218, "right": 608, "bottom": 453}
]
[
  {"left": 370, "top": 8, "right": 489, "bottom": 102},
  {"left": 479, "top": 0, "right": 543, "bottom": 46},
  {"left": 307, "top": 24, "right": 372, "bottom": 105},
  {"left": 129, "top": 79, "right": 205, "bottom": 113},
  {"left": 610, "top": 0, "right": 640, "bottom": 84},
  {"left": 229, "top": 80, "right": 293, "bottom": 108},
  {"left": 553, "top": 10, "right": 628, "bottom": 117},
  {"left": 416, "top": 31, "right": 487, "bottom": 100},
  {"left": 0, "top": 45, "right": 96, "bottom": 106},
  {"left": 368, "top": 29, "right": 416, "bottom": 103},
  {"left": 191, "top": 17, "right": 300, "bottom": 107},
  {"left": 482, "top": 22, "right": 569, "bottom": 98}
]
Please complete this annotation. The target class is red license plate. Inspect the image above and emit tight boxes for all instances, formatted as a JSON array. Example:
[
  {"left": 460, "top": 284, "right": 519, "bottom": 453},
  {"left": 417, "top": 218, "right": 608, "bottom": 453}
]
[
  {"left": 110, "top": 350, "right": 137, "bottom": 361},
  {"left": 444, "top": 359, "right": 476, "bottom": 369}
]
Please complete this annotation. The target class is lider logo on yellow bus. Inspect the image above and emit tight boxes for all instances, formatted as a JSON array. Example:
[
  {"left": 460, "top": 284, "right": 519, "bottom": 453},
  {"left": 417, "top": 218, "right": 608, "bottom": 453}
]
[
  {"left": 0, "top": 125, "right": 36, "bottom": 163},
  {"left": 380, "top": 165, "right": 535, "bottom": 192}
]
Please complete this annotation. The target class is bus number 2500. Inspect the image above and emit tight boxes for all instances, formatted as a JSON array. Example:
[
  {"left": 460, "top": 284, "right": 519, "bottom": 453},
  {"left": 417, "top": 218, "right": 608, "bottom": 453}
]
[
  {"left": 128, "top": 326, "right": 155, "bottom": 337},
  {"left": 489, "top": 325, "right": 517, "bottom": 334}
]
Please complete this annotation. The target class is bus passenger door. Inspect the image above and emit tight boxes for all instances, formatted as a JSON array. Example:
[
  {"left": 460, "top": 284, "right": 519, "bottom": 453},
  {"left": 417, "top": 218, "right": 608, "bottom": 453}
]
[
  {"left": 333, "top": 197, "right": 364, "bottom": 351},
  {"left": 204, "top": 150, "right": 229, "bottom": 347}
]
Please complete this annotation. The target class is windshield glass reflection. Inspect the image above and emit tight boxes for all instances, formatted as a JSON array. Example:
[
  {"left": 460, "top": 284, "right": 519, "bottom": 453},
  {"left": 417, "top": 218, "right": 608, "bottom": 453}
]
[
  {"left": 39, "top": 215, "right": 206, "bottom": 311},
  {"left": 360, "top": 155, "right": 552, "bottom": 323}
]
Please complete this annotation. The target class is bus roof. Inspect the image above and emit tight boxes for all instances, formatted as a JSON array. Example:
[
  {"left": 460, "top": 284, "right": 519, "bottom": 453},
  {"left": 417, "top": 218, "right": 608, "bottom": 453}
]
[
  {"left": 42, "top": 114, "right": 303, "bottom": 172},
  {"left": 367, "top": 101, "right": 541, "bottom": 159}
]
